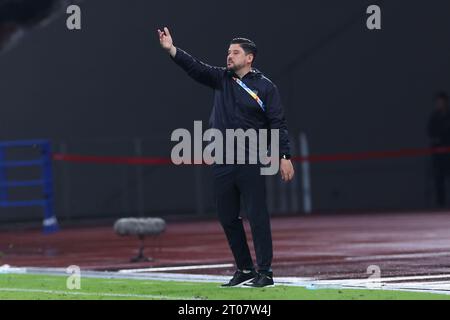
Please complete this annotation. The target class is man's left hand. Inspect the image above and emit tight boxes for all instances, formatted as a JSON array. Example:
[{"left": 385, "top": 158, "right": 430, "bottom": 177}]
[{"left": 280, "top": 159, "right": 294, "bottom": 182}]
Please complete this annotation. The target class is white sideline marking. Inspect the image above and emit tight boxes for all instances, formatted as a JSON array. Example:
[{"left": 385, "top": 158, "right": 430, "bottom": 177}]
[
  {"left": 346, "top": 252, "right": 450, "bottom": 261},
  {"left": 313, "top": 274, "right": 450, "bottom": 285},
  {"left": 5, "top": 266, "right": 450, "bottom": 296},
  {"left": 0, "top": 288, "right": 199, "bottom": 300},
  {"left": 118, "top": 263, "right": 234, "bottom": 273},
  {"left": 383, "top": 282, "right": 450, "bottom": 291}
]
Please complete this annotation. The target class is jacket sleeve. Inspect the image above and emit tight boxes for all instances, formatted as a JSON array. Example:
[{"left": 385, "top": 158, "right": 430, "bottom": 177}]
[
  {"left": 170, "top": 47, "right": 224, "bottom": 89},
  {"left": 265, "top": 85, "right": 291, "bottom": 157}
]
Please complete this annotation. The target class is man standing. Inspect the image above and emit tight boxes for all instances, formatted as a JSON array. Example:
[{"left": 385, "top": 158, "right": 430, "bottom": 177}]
[
  {"left": 158, "top": 27, "right": 294, "bottom": 287},
  {"left": 428, "top": 92, "right": 450, "bottom": 207}
]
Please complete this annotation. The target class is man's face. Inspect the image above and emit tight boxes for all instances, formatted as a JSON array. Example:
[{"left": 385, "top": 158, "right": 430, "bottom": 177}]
[{"left": 227, "top": 44, "right": 253, "bottom": 71}]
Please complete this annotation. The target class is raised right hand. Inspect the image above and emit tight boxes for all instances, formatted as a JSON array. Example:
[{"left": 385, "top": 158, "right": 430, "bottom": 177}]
[{"left": 158, "top": 27, "right": 175, "bottom": 54}]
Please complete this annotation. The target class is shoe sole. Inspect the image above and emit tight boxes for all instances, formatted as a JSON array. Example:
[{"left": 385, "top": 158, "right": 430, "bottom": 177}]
[
  {"left": 243, "top": 284, "right": 276, "bottom": 288},
  {"left": 219, "top": 278, "right": 257, "bottom": 288}
]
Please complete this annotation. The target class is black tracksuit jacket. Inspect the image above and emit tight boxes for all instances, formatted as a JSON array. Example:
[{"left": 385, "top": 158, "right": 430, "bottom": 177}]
[{"left": 171, "top": 47, "right": 291, "bottom": 158}]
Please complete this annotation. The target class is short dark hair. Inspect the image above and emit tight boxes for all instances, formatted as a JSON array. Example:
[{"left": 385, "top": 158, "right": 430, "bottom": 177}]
[
  {"left": 435, "top": 91, "right": 449, "bottom": 102},
  {"left": 230, "top": 38, "right": 258, "bottom": 61}
]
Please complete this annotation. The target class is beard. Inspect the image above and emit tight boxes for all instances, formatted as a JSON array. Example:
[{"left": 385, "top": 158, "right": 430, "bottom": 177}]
[{"left": 227, "top": 61, "right": 245, "bottom": 72}]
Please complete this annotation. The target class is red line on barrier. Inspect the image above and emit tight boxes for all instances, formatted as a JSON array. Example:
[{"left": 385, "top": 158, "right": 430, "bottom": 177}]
[
  {"left": 293, "top": 146, "right": 450, "bottom": 163},
  {"left": 52, "top": 146, "right": 450, "bottom": 166},
  {"left": 52, "top": 153, "right": 172, "bottom": 165}
]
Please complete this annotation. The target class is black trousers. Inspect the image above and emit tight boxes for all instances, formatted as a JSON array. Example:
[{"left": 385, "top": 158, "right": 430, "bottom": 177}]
[{"left": 213, "top": 164, "right": 273, "bottom": 272}]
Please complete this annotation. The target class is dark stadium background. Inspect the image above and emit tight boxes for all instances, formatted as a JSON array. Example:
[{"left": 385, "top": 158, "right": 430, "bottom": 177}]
[{"left": 1, "top": 0, "right": 450, "bottom": 224}]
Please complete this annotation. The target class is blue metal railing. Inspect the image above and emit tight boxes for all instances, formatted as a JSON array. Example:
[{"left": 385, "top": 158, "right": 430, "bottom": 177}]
[{"left": 0, "top": 140, "right": 59, "bottom": 234}]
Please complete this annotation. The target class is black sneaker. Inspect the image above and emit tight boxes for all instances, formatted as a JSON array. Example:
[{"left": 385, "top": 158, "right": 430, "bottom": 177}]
[
  {"left": 221, "top": 270, "right": 257, "bottom": 287},
  {"left": 245, "top": 271, "right": 274, "bottom": 288}
]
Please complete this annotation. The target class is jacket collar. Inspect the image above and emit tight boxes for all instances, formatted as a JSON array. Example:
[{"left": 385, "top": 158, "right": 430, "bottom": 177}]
[{"left": 227, "top": 68, "right": 262, "bottom": 80}]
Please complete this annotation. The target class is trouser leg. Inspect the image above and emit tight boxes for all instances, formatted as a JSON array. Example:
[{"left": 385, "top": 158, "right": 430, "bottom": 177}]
[
  {"left": 214, "top": 166, "right": 254, "bottom": 271},
  {"left": 236, "top": 165, "right": 273, "bottom": 272}
]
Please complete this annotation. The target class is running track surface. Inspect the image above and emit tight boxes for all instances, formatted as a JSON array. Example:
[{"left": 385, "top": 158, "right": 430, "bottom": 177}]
[{"left": 1, "top": 211, "right": 450, "bottom": 280}]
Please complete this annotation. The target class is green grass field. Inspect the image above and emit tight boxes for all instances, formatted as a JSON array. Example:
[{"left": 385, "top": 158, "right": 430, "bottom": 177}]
[{"left": 0, "top": 274, "right": 449, "bottom": 300}]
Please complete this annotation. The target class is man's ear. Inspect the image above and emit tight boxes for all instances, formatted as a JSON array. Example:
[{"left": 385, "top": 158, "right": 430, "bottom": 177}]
[{"left": 247, "top": 53, "right": 255, "bottom": 65}]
